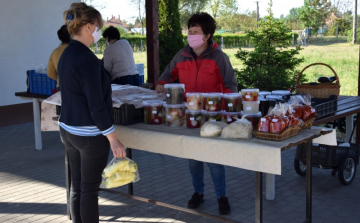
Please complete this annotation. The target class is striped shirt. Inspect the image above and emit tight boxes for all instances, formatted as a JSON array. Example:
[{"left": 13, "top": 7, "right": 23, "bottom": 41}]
[{"left": 59, "top": 122, "right": 114, "bottom": 136}]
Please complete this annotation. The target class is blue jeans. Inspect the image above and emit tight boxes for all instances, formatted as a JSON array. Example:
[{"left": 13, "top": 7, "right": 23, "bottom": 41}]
[
  {"left": 112, "top": 74, "right": 140, "bottom": 86},
  {"left": 189, "top": 159, "right": 226, "bottom": 198},
  {"left": 60, "top": 127, "right": 110, "bottom": 223}
]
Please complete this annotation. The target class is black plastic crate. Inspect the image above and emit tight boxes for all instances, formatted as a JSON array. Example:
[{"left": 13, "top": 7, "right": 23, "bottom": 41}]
[
  {"left": 311, "top": 95, "right": 337, "bottom": 119},
  {"left": 295, "top": 143, "right": 360, "bottom": 167},
  {"left": 113, "top": 103, "right": 144, "bottom": 125}
]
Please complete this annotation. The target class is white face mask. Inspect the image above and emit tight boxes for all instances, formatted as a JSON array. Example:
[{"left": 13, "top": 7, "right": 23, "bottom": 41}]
[
  {"left": 92, "top": 26, "right": 101, "bottom": 44},
  {"left": 106, "top": 41, "right": 109, "bottom": 46}
]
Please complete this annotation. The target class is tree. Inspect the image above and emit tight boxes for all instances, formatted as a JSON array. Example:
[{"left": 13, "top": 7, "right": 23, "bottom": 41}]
[
  {"left": 330, "top": 0, "right": 353, "bottom": 17},
  {"left": 234, "top": 0, "right": 306, "bottom": 91},
  {"left": 208, "top": 0, "right": 221, "bottom": 20},
  {"left": 298, "top": 0, "right": 332, "bottom": 33},
  {"left": 179, "top": 0, "right": 208, "bottom": 29},
  {"left": 237, "top": 10, "right": 258, "bottom": 32},
  {"left": 287, "top": 8, "right": 299, "bottom": 20},
  {"left": 216, "top": 0, "right": 239, "bottom": 31},
  {"left": 158, "top": 0, "right": 184, "bottom": 73},
  {"left": 327, "top": 17, "right": 352, "bottom": 35},
  {"left": 131, "top": 0, "right": 145, "bottom": 35}
]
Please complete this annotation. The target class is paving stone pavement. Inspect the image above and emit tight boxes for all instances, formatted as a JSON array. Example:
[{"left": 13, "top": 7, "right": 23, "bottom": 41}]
[{"left": 1, "top": 122, "right": 360, "bottom": 223}]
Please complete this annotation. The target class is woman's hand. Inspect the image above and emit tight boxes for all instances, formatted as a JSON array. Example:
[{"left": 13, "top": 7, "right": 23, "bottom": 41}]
[
  {"left": 156, "top": 84, "right": 165, "bottom": 93},
  {"left": 106, "top": 132, "right": 126, "bottom": 158}
]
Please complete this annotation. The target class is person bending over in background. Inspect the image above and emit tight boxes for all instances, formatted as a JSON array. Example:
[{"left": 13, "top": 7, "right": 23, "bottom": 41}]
[
  {"left": 47, "top": 24, "right": 70, "bottom": 89},
  {"left": 156, "top": 12, "right": 238, "bottom": 215},
  {"left": 102, "top": 26, "right": 139, "bottom": 86},
  {"left": 58, "top": 3, "right": 126, "bottom": 223}
]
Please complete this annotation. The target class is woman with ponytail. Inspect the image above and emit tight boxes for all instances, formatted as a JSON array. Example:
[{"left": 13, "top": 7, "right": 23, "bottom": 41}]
[{"left": 57, "top": 3, "right": 126, "bottom": 223}]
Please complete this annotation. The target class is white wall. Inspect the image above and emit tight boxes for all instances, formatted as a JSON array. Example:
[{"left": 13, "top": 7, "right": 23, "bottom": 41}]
[{"left": 0, "top": 0, "right": 78, "bottom": 106}]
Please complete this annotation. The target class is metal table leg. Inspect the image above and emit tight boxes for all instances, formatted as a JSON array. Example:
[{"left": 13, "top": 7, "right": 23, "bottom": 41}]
[
  {"left": 255, "top": 172, "right": 263, "bottom": 223},
  {"left": 32, "top": 98, "right": 42, "bottom": 150},
  {"left": 346, "top": 115, "right": 354, "bottom": 143},
  {"left": 65, "top": 146, "right": 71, "bottom": 220},
  {"left": 305, "top": 140, "right": 312, "bottom": 223},
  {"left": 265, "top": 173, "right": 275, "bottom": 200}
]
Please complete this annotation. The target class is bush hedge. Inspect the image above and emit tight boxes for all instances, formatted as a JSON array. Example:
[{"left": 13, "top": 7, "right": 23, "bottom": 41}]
[
  {"left": 90, "top": 35, "right": 147, "bottom": 54},
  {"left": 90, "top": 32, "right": 299, "bottom": 54}
]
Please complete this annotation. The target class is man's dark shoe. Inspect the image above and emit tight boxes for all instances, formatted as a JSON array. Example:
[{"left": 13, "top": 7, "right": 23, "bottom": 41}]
[
  {"left": 217, "top": 196, "right": 231, "bottom": 215},
  {"left": 188, "top": 192, "right": 204, "bottom": 209}
]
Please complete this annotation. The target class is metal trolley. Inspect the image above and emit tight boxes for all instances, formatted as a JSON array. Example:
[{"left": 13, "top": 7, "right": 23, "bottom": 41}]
[{"left": 294, "top": 142, "right": 360, "bottom": 185}]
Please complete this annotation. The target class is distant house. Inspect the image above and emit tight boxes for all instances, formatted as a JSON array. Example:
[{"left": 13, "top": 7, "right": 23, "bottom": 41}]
[
  {"left": 103, "top": 15, "right": 129, "bottom": 32},
  {"left": 131, "top": 22, "right": 146, "bottom": 35},
  {"left": 325, "top": 12, "right": 340, "bottom": 27}
]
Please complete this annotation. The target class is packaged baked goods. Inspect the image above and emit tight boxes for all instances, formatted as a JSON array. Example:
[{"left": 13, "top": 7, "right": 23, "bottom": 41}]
[
  {"left": 203, "top": 111, "right": 223, "bottom": 122},
  {"left": 269, "top": 104, "right": 287, "bottom": 134},
  {"left": 164, "top": 103, "right": 186, "bottom": 127},
  {"left": 257, "top": 116, "right": 271, "bottom": 132},
  {"left": 164, "top": 83, "right": 185, "bottom": 104},
  {"left": 223, "top": 93, "right": 242, "bottom": 112},
  {"left": 220, "top": 116, "right": 253, "bottom": 139},
  {"left": 223, "top": 111, "right": 242, "bottom": 124},
  {"left": 301, "top": 94, "right": 316, "bottom": 121},
  {"left": 270, "top": 116, "right": 287, "bottom": 133},
  {"left": 185, "top": 110, "right": 203, "bottom": 128},
  {"left": 200, "top": 121, "right": 228, "bottom": 137},
  {"left": 204, "top": 93, "right": 223, "bottom": 111},
  {"left": 290, "top": 95, "right": 303, "bottom": 119},
  {"left": 143, "top": 100, "right": 165, "bottom": 125},
  {"left": 186, "top": 92, "right": 204, "bottom": 110},
  {"left": 242, "top": 100, "right": 260, "bottom": 114},
  {"left": 241, "top": 89, "right": 259, "bottom": 101}
]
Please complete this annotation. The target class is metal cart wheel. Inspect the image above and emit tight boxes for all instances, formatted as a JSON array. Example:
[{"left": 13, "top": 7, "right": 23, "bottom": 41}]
[
  {"left": 338, "top": 155, "right": 357, "bottom": 185},
  {"left": 294, "top": 159, "right": 307, "bottom": 176}
]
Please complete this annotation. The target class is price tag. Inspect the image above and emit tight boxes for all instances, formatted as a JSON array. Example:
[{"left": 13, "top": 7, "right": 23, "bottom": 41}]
[
  {"left": 261, "top": 118, "right": 266, "bottom": 121},
  {"left": 152, "top": 111, "right": 157, "bottom": 114},
  {"left": 246, "top": 107, "right": 251, "bottom": 110},
  {"left": 209, "top": 101, "right": 213, "bottom": 105},
  {"left": 246, "top": 95, "right": 250, "bottom": 99},
  {"left": 190, "top": 117, "right": 195, "bottom": 121},
  {"left": 272, "top": 119, "right": 278, "bottom": 122},
  {"left": 311, "top": 108, "right": 315, "bottom": 112},
  {"left": 166, "top": 93, "right": 170, "bottom": 97},
  {"left": 292, "top": 109, "right": 296, "bottom": 113},
  {"left": 227, "top": 118, "right": 232, "bottom": 122},
  {"left": 228, "top": 103, "right": 233, "bottom": 107},
  {"left": 210, "top": 119, "right": 216, "bottom": 122},
  {"left": 189, "top": 102, "right": 194, "bottom": 106},
  {"left": 167, "top": 115, "right": 171, "bottom": 119}
]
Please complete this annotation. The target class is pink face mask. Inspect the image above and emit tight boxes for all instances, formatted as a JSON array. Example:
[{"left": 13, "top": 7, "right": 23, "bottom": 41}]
[{"left": 187, "top": 34, "right": 205, "bottom": 50}]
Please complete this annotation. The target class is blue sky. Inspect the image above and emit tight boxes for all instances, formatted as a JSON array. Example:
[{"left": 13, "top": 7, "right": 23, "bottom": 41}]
[{"left": 98, "top": 0, "right": 304, "bottom": 23}]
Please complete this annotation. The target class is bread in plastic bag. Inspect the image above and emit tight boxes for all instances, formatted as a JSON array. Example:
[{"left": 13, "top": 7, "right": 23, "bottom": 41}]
[
  {"left": 100, "top": 157, "right": 140, "bottom": 189},
  {"left": 200, "top": 121, "right": 228, "bottom": 137},
  {"left": 221, "top": 115, "right": 253, "bottom": 139}
]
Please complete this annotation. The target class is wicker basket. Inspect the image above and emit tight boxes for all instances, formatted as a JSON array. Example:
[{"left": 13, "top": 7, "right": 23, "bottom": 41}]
[
  {"left": 296, "top": 63, "right": 340, "bottom": 98},
  {"left": 254, "top": 125, "right": 302, "bottom": 141},
  {"left": 302, "top": 114, "right": 317, "bottom": 129}
]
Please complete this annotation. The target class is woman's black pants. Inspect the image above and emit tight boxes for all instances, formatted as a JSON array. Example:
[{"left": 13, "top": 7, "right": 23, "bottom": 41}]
[{"left": 60, "top": 127, "right": 110, "bottom": 223}]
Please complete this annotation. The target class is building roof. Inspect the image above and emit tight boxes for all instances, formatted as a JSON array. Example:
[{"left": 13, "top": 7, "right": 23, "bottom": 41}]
[
  {"left": 134, "top": 22, "right": 143, "bottom": 28},
  {"left": 104, "top": 15, "right": 129, "bottom": 28}
]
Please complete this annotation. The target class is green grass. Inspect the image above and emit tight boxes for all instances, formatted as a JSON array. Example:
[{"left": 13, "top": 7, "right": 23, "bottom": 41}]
[{"left": 98, "top": 37, "right": 359, "bottom": 96}]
